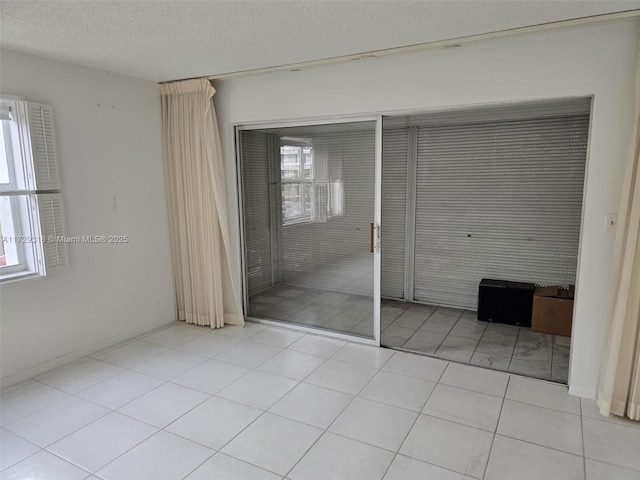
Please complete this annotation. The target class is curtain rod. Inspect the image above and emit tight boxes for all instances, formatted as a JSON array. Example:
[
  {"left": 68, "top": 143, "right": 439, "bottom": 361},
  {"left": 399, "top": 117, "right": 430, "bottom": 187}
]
[{"left": 158, "top": 9, "right": 640, "bottom": 85}]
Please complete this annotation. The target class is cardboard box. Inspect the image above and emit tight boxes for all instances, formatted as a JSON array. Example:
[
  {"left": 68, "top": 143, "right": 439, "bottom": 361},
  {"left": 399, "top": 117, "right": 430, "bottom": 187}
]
[{"left": 531, "top": 286, "right": 574, "bottom": 336}]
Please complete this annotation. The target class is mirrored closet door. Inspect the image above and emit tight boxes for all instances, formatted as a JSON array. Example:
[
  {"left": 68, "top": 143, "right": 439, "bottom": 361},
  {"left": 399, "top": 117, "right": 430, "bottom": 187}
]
[{"left": 238, "top": 119, "right": 381, "bottom": 343}]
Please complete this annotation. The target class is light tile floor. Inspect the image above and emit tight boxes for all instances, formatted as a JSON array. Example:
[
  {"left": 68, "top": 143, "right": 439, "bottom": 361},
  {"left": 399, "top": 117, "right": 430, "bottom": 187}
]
[
  {"left": 250, "top": 286, "right": 569, "bottom": 383},
  {"left": 1, "top": 322, "right": 639, "bottom": 480}
]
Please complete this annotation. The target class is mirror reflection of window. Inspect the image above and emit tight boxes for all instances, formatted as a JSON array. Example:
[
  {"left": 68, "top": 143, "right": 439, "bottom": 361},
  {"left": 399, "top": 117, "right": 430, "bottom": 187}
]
[
  {"left": 280, "top": 141, "right": 313, "bottom": 224},
  {"left": 280, "top": 138, "right": 342, "bottom": 226}
]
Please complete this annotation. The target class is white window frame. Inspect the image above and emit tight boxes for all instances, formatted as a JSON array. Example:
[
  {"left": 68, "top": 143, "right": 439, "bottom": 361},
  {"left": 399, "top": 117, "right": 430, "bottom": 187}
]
[
  {"left": 280, "top": 138, "right": 343, "bottom": 226},
  {"left": 280, "top": 139, "right": 314, "bottom": 226},
  {"left": 0, "top": 95, "right": 66, "bottom": 283}
]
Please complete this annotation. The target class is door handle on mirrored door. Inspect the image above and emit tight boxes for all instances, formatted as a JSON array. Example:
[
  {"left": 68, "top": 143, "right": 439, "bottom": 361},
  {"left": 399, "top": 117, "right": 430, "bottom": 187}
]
[{"left": 370, "top": 223, "right": 374, "bottom": 253}]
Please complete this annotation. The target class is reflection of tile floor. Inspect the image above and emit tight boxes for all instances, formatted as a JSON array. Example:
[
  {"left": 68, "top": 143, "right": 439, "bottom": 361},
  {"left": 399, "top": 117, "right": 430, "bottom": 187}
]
[
  {"left": 249, "top": 285, "right": 374, "bottom": 338},
  {"left": 380, "top": 300, "right": 570, "bottom": 384},
  {"left": 283, "top": 253, "right": 373, "bottom": 297}
]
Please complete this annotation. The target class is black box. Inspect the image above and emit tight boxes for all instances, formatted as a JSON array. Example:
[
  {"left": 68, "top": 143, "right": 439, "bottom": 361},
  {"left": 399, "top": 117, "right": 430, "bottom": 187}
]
[
  {"left": 478, "top": 279, "right": 506, "bottom": 323},
  {"left": 504, "top": 281, "right": 535, "bottom": 327}
]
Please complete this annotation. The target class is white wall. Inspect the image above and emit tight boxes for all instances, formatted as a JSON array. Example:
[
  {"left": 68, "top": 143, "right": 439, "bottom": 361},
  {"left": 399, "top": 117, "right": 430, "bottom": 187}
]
[
  {"left": 215, "top": 19, "right": 639, "bottom": 398},
  {"left": 0, "top": 51, "right": 175, "bottom": 386}
]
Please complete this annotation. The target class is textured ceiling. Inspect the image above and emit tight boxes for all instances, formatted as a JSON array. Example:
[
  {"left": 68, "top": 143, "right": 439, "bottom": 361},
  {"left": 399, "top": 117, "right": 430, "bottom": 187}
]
[{"left": 1, "top": 0, "right": 639, "bottom": 82}]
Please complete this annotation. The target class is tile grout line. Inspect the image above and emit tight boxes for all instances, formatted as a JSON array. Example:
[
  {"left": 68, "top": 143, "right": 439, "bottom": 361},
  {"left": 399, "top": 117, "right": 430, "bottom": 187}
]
[
  {"left": 2, "top": 325, "right": 269, "bottom": 476},
  {"left": 400, "top": 309, "right": 494, "bottom": 370},
  {"left": 175, "top": 345, "right": 367, "bottom": 477},
  {"left": 485, "top": 431, "right": 586, "bottom": 461},
  {"left": 378, "top": 358, "right": 450, "bottom": 480},
  {"left": 0, "top": 443, "right": 44, "bottom": 473},
  {"left": 1, "top": 379, "right": 75, "bottom": 427},
  {"left": 4, "top": 393, "right": 115, "bottom": 449},
  {"left": 435, "top": 380, "right": 507, "bottom": 401},
  {"left": 424, "top": 310, "right": 458, "bottom": 358},
  {"left": 6, "top": 326, "right": 331, "bottom": 475},
  {"left": 163, "top": 334, "right": 369, "bottom": 478},
  {"left": 1, "top": 324, "right": 568, "bottom": 460},
  {"left": 6, "top": 323, "right": 635, "bottom": 478},
  {"left": 466, "top": 316, "right": 487, "bottom": 365},
  {"left": 398, "top": 309, "right": 449, "bottom": 354},
  {"left": 502, "top": 395, "right": 581, "bottom": 416},
  {"left": 508, "top": 329, "right": 557, "bottom": 382},
  {"left": 383, "top": 344, "right": 561, "bottom": 390},
  {"left": 580, "top": 393, "right": 587, "bottom": 480},
  {"left": 508, "top": 324, "right": 523, "bottom": 377},
  {"left": 43, "top": 421, "right": 156, "bottom": 477},
  {"left": 482, "top": 374, "right": 511, "bottom": 480},
  {"left": 85, "top": 330, "right": 298, "bottom": 477},
  {"left": 52, "top": 374, "right": 214, "bottom": 475},
  {"left": 130, "top": 352, "right": 211, "bottom": 383},
  {"left": 580, "top": 411, "right": 640, "bottom": 432},
  {"left": 280, "top": 349, "right": 403, "bottom": 479},
  {"left": 263, "top": 360, "right": 516, "bottom": 437},
  {"left": 176, "top": 449, "right": 217, "bottom": 480}
]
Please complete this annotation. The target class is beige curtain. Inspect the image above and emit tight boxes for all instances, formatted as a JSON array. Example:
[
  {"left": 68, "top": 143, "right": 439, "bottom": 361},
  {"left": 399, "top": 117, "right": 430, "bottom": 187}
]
[
  {"left": 160, "top": 78, "right": 244, "bottom": 328},
  {"left": 596, "top": 56, "right": 640, "bottom": 421}
]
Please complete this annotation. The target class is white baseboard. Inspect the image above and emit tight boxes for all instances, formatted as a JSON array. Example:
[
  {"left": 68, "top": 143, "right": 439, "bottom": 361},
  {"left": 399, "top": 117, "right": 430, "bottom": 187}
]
[
  {"left": 0, "top": 318, "right": 175, "bottom": 391},
  {"left": 568, "top": 385, "right": 596, "bottom": 399}
]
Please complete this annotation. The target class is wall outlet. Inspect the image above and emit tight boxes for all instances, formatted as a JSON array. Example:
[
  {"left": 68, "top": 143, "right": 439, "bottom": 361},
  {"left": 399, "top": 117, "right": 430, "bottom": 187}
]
[{"left": 605, "top": 213, "right": 617, "bottom": 232}]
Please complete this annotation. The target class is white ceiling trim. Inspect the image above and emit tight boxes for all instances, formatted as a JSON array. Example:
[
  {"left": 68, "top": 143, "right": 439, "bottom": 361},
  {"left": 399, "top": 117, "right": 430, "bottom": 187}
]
[{"left": 200, "top": 10, "right": 640, "bottom": 83}]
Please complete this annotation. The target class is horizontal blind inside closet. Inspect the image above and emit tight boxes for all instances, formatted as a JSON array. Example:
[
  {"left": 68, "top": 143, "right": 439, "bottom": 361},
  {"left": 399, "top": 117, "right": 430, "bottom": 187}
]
[
  {"left": 381, "top": 127, "right": 408, "bottom": 299},
  {"left": 413, "top": 115, "right": 589, "bottom": 308}
]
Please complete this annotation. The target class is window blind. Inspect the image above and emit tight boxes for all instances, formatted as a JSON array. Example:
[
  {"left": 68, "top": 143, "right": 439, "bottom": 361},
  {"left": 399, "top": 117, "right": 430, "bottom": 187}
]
[{"left": 25, "top": 102, "right": 60, "bottom": 190}]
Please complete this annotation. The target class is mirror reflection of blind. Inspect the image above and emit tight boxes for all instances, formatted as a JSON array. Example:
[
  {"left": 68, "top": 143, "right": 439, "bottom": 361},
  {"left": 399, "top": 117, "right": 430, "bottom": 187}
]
[
  {"left": 241, "top": 123, "right": 375, "bottom": 297},
  {"left": 240, "top": 130, "right": 280, "bottom": 296},
  {"left": 281, "top": 130, "right": 375, "bottom": 291}
]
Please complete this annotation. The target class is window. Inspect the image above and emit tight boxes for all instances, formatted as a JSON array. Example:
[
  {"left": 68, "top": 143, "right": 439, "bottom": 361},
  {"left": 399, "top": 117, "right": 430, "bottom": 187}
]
[
  {"left": 280, "top": 138, "right": 343, "bottom": 225},
  {"left": 0, "top": 96, "right": 67, "bottom": 282},
  {"left": 280, "top": 142, "right": 313, "bottom": 224}
]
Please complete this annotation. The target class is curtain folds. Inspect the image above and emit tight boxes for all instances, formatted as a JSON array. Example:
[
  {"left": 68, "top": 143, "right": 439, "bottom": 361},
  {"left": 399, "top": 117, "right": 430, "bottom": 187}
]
[
  {"left": 160, "top": 78, "right": 244, "bottom": 328},
  {"left": 596, "top": 55, "right": 640, "bottom": 421}
]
